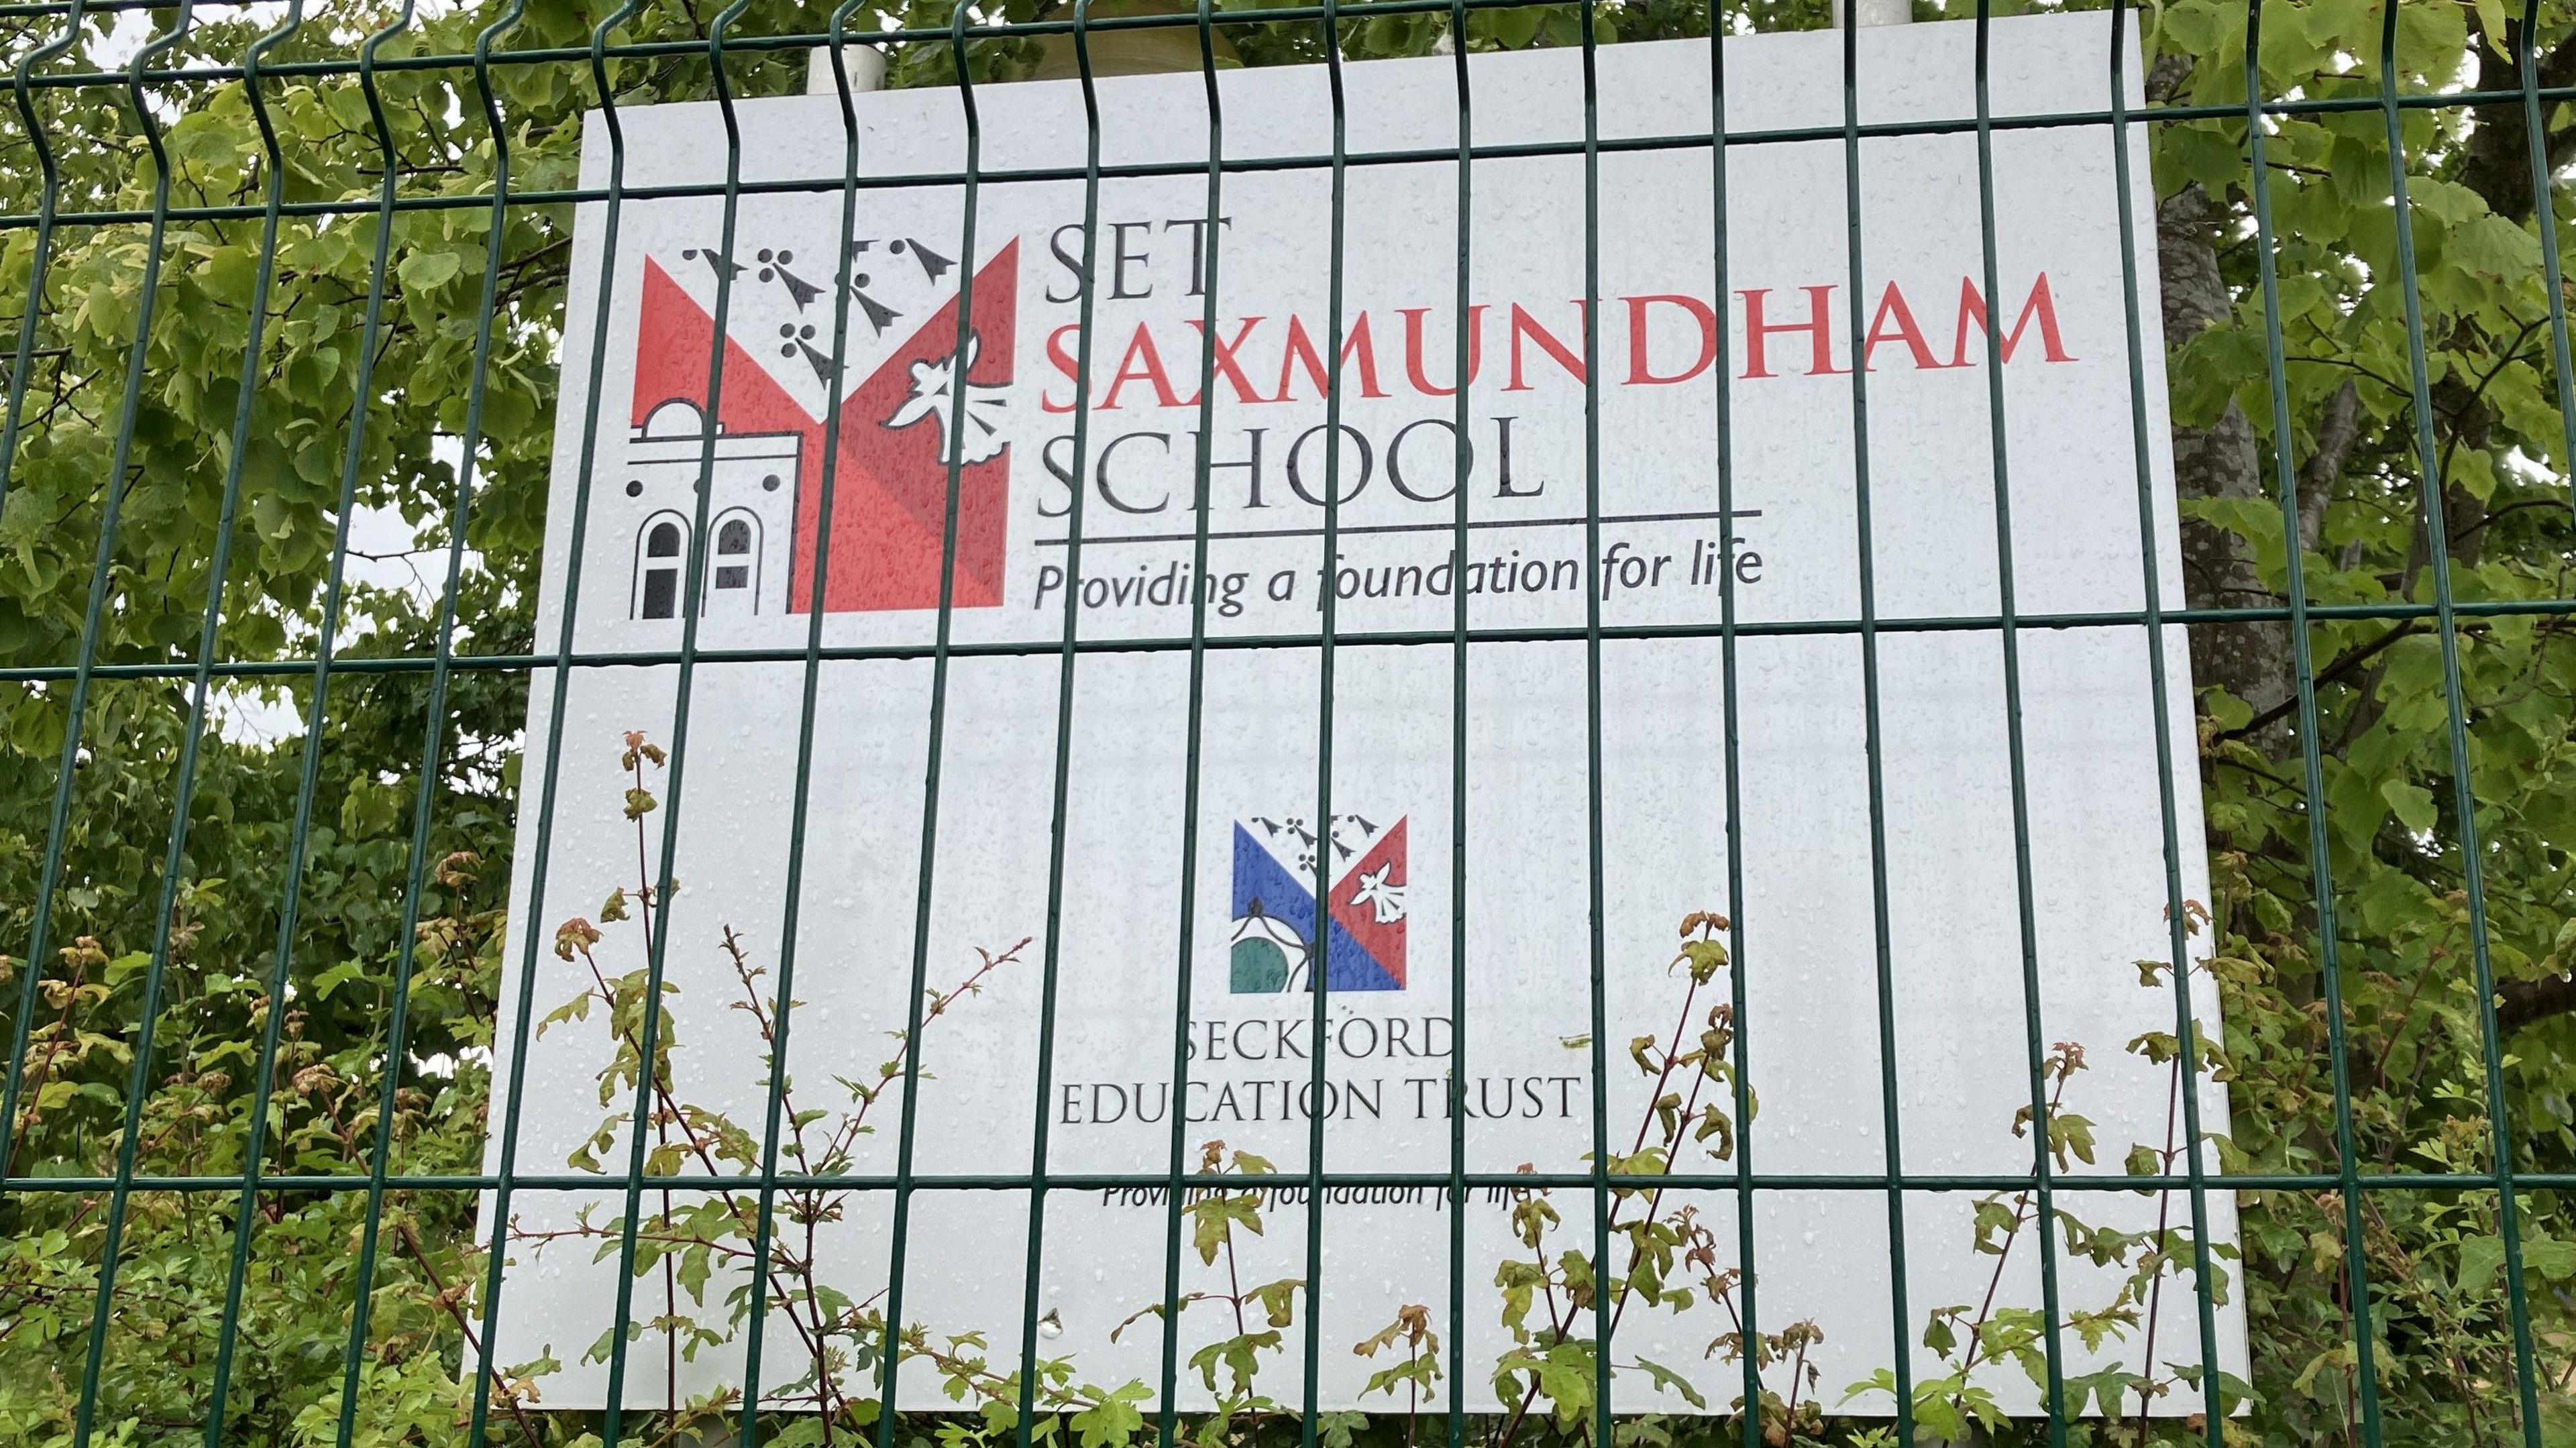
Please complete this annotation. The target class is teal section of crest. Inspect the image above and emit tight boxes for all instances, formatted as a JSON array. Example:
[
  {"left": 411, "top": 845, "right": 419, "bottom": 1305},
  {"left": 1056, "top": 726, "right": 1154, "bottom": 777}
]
[{"left": 1232, "top": 937, "right": 1289, "bottom": 993}]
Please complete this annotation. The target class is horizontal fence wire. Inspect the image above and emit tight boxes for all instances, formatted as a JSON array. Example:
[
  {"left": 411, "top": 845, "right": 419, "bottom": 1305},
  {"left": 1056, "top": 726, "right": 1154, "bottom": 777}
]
[
  {"left": 3, "top": 601, "right": 2571, "bottom": 681},
  {"left": 4, "top": 97, "right": 2576, "bottom": 229},
  {"left": 1, "top": 1, "right": 2572, "bottom": 1447}
]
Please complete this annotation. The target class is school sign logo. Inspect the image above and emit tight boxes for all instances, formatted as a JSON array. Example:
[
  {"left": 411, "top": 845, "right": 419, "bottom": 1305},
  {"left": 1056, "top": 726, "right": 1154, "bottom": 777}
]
[
  {"left": 1229, "top": 814, "right": 1408, "bottom": 993},
  {"left": 618, "top": 237, "right": 1022, "bottom": 619}
]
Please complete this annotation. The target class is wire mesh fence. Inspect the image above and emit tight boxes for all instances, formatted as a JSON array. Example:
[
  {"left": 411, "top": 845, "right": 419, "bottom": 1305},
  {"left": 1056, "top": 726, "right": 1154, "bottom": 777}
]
[{"left": 3, "top": 1, "right": 2575, "bottom": 1445}]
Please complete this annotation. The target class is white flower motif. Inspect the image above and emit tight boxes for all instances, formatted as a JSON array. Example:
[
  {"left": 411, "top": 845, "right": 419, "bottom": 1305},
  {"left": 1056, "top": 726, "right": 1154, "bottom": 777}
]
[
  {"left": 1348, "top": 862, "right": 1406, "bottom": 924},
  {"left": 883, "top": 331, "right": 1009, "bottom": 465}
]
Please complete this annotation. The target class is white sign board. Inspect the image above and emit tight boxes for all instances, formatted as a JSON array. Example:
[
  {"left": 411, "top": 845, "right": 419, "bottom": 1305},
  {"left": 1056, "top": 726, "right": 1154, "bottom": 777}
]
[{"left": 485, "top": 13, "right": 2245, "bottom": 1418}]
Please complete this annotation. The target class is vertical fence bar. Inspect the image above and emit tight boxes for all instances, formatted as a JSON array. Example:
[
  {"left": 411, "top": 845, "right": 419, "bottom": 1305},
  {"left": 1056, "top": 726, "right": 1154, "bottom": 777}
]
[
  {"left": 0, "top": 0, "right": 78, "bottom": 525},
  {"left": 1016, "top": 3, "right": 1108, "bottom": 1435},
  {"left": 1299, "top": 3, "right": 1350, "bottom": 1435},
  {"left": 52, "top": 11, "right": 203, "bottom": 1444},
  {"left": 595, "top": 3, "right": 756, "bottom": 1437},
  {"left": 2103, "top": 1, "right": 2226, "bottom": 1437},
  {"left": 333, "top": 6, "right": 530, "bottom": 1443},
  {"left": 2373, "top": 2, "right": 2546, "bottom": 1439},
  {"left": 1703, "top": 21, "right": 1766, "bottom": 1445},
  {"left": 204, "top": 4, "right": 407, "bottom": 1439},
  {"left": 1444, "top": 2, "right": 1473, "bottom": 1442},
  {"left": 0, "top": 0, "right": 89, "bottom": 1192},
  {"left": 1966, "top": 7, "right": 2072, "bottom": 1439},
  {"left": 464, "top": 5, "right": 641, "bottom": 1443},
  {"left": 1574, "top": 6, "right": 1616, "bottom": 1446},
  {"left": 734, "top": 1, "right": 876, "bottom": 1437},
  {"left": 1154, "top": 3, "right": 1226, "bottom": 1441},
  {"left": 873, "top": 5, "right": 987, "bottom": 1435},
  {"left": 83, "top": 1, "right": 304, "bottom": 1434},
  {"left": 4, "top": 5, "right": 197, "bottom": 1186},
  {"left": 1833, "top": 8, "right": 1916, "bottom": 1441},
  {"left": 2517, "top": 0, "right": 2576, "bottom": 510},
  {"left": 2237, "top": 1, "right": 2387, "bottom": 1439}
]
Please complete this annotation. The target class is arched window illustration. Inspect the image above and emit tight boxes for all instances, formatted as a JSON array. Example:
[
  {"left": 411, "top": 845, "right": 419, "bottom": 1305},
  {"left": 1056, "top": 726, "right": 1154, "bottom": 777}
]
[
  {"left": 633, "top": 512, "right": 688, "bottom": 620},
  {"left": 706, "top": 508, "right": 760, "bottom": 614}
]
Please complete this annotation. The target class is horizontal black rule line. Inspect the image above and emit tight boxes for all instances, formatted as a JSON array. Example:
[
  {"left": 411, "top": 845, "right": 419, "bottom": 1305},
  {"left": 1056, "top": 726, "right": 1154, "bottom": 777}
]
[{"left": 1034, "top": 506, "right": 1768, "bottom": 549}]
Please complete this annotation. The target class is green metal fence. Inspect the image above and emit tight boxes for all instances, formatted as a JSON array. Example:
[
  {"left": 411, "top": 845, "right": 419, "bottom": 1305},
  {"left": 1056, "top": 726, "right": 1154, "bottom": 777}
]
[{"left": 3, "top": 1, "right": 2576, "bottom": 1445}]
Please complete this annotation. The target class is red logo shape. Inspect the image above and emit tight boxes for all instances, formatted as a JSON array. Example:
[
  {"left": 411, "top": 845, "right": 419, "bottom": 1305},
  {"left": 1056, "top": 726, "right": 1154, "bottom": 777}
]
[{"left": 629, "top": 240, "right": 1020, "bottom": 612}]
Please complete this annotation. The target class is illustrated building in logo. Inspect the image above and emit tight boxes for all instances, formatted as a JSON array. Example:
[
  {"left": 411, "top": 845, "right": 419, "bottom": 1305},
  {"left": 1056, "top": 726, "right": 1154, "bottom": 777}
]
[
  {"left": 1229, "top": 814, "right": 1407, "bottom": 993},
  {"left": 619, "top": 239, "right": 1020, "bottom": 616},
  {"left": 623, "top": 398, "right": 800, "bottom": 618}
]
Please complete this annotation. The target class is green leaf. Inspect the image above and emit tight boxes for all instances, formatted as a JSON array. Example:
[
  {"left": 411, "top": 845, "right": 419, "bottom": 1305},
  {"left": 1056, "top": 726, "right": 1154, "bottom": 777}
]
[
  {"left": 2381, "top": 779, "right": 2437, "bottom": 834},
  {"left": 312, "top": 960, "right": 368, "bottom": 1001},
  {"left": 1069, "top": 1381, "right": 1150, "bottom": 1448},
  {"left": 398, "top": 249, "right": 463, "bottom": 292},
  {"left": 2524, "top": 1234, "right": 2576, "bottom": 1282},
  {"left": 2459, "top": 1233, "right": 2508, "bottom": 1298},
  {"left": 1625, "top": 1355, "right": 1706, "bottom": 1409}
]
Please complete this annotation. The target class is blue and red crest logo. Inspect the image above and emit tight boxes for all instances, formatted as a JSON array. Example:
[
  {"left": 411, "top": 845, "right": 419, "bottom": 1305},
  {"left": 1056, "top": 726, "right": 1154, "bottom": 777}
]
[{"left": 1228, "top": 814, "right": 1407, "bottom": 993}]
